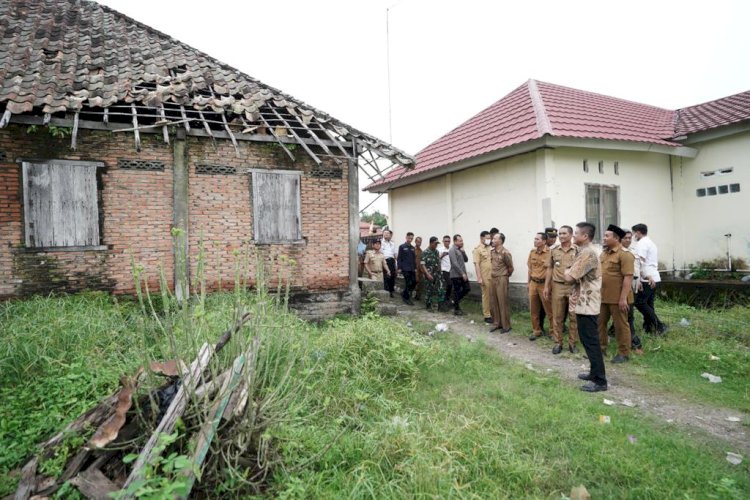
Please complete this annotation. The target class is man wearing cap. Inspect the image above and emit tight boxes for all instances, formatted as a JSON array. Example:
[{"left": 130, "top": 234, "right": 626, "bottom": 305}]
[
  {"left": 363, "top": 240, "right": 390, "bottom": 283},
  {"left": 420, "top": 236, "right": 445, "bottom": 311},
  {"left": 544, "top": 225, "right": 579, "bottom": 354},
  {"left": 566, "top": 222, "right": 607, "bottom": 392},
  {"left": 527, "top": 232, "right": 553, "bottom": 341},
  {"left": 473, "top": 230, "right": 494, "bottom": 323},
  {"left": 598, "top": 224, "right": 635, "bottom": 363}
]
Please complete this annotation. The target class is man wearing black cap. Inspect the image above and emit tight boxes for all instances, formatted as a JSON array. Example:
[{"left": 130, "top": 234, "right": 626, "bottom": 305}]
[
  {"left": 598, "top": 224, "right": 635, "bottom": 363},
  {"left": 538, "top": 227, "right": 558, "bottom": 335}
]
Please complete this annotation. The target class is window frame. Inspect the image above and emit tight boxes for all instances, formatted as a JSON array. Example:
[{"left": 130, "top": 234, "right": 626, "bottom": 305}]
[
  {"left": 249, "top": 168, "right": 304, "bottom": 244},
  {"left": 21, "top": 159, "right": 105, "bottom": 250},
  {"left": 584, "top": 183, "right": 620, "bottom": 241}
]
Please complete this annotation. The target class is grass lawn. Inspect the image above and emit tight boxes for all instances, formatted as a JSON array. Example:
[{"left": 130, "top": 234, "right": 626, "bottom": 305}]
[
  {"left": 458, "top": 297, "right": 750, "bottom": 413},
  {"left": 1, "top": 293, "right": 748, "bottom": 498}
]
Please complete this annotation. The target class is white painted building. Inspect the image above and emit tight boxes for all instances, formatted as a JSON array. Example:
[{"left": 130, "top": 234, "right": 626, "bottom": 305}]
[{"left": 367, "top": 80, "right": 750, "bottom": 282}]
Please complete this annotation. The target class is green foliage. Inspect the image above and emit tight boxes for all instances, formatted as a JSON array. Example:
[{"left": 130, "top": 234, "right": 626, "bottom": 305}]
[
  {"left": 687, "top": 257, "right": 748, "bottom": 281},
  {"left": 112, "top": 432, "right": 194, "bottom": 499},
  {"left": 25, "top": 124, "right": 72, "bottom": 138},
  {"left": 360, "top": 210, "right": 388, "bottom": 228}
]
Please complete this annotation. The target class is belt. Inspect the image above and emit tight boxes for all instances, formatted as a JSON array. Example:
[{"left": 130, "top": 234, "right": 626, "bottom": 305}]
[
  {"left": 553, "top": 280, "right": 567, "bottom": 284},
  {"left": 385, "top": 257, "right": 395, "bottom": 261},
  {"left": 530, "top": 278, "right": 545, "bottom": 284}
]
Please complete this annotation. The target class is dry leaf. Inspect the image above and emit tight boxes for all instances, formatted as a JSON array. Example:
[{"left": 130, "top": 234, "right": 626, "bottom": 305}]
[
  {"left": 150, "top": 360, "right": 181, "bottom": 377},
  {"left": 88, "top": 379, "right": 134, "bottom": 449},
  {"left": 570, "top": 484, "right": 591, "bottom": 500}
]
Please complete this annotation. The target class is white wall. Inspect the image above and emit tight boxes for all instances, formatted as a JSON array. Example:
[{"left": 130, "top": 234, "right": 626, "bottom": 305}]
[
  {"left": 550, "top": 147, "right": 675, "bottom": 268},
  {"left": 672, "top": 132, "right": 750, "bottom": 270}
]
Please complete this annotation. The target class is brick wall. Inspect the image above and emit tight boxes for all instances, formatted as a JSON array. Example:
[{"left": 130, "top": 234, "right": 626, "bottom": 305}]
[{"left": 0, "top": 124, "right": 351, "bottom": 311}]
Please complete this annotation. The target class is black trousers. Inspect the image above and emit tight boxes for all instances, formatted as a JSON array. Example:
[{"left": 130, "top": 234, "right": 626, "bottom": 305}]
[
  {"left": 450, "top": 277, "right": 470, "bottom": 310},
  {"left": 384, "top": 258, "right": 396, "bottom": 293},
  {"left": 577, "top": 314, "right": 607, "bottom": 385},
  {"left": 634, "top": 282, "right": 664, "bottom": 333},
  {"left": 441, "top": 271, "right": 453, "bottom": 302},
  {"left": 402, "top": 271, "right": 416, "bottom": 301}
]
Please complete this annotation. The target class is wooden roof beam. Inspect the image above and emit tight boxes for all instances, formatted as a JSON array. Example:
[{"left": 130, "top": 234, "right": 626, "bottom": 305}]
[
  {"left": 267, "top": 106, "right": 321, "bottom": 165},
  {"left": 130, "top": 103, "right": 141, "bottom": 151},
  {"left": 257, "top": 111, "right": 296, "bottom": 162}
]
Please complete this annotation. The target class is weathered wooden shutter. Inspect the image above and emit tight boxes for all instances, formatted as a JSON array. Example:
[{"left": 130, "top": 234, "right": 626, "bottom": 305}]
[
  {"left": 251, "top": 170, "right": 302, "bottom": 242},
  {"left": 22, "top": 161, "right": 100, "bottom": 247}
]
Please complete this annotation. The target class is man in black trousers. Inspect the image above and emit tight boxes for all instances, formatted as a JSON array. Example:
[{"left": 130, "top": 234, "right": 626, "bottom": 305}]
[
  {"left": 565, "top": 222, "right": 607, "bottom": 392},
  {"left": 397, "top": 232, "right": 417, "bottom": 305}
]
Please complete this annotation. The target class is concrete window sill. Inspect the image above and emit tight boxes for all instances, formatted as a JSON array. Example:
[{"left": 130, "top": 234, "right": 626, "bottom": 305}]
[{"left": 19, "top": 245, "right": 110, "bottom": 253}]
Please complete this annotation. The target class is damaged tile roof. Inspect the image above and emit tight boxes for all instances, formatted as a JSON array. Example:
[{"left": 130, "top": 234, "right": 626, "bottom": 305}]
[
  {"left": 367, "top": 80, "right": 750, "bottom": 191},
  {"left": 0, "top": 0, "right": 414, "bottom": 167}
]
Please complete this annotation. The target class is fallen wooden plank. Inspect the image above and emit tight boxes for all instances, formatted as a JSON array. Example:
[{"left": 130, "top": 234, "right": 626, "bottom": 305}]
[
  {"left": 13, "top": 456, "right": 37, "bottom": 500},
  {"left": 224, "top": 336, "right": 261, "bottom": 419},
  {"left": 180, "top": 353, "right": 247, "bottom": 498},
  {"left": 70, "top": 468, "right": 119, "bottom": 500},
  {"left": 120, "top": 343, "right": 213, "bottom": 495}
]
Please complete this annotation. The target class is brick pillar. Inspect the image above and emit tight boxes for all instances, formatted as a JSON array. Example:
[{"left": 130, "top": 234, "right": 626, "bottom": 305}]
[{"left": 173, "top": 129, "right": 189, "bottom": 301}]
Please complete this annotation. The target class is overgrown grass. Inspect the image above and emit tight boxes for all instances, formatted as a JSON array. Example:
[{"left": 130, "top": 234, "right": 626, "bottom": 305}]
[
  {"left": 1, "top": 294, "right": 749, "bottom": 498},
  {"left": 459, "top": 297, "right": 750, "bottom": 413},
  {"left": 269, "top": 327, "right": 750, "bottom": 499}
]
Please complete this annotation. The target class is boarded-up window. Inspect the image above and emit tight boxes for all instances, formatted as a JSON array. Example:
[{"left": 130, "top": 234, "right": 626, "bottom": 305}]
[
  {"left": 22, "top": 160, "right": 101, "bottom": 248},
  {"left": 585, "top": 184, "right": 619, "bottom": 241},
  {"left": 251, "top": 170, "right": 302, "bottom": 243}
]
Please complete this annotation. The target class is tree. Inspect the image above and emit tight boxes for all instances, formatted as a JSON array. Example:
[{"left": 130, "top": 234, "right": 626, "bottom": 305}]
[{"left": 360, "top": 210, "right": 388, "bottom": 228}]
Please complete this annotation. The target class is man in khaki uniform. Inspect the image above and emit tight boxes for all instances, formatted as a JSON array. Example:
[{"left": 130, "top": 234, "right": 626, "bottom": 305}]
[
  {"left": 598, "top": 224, "right": 635, "bottom": 363},
  {"left": 473, "top": 230, "right": 493, "bottom": 323},
  {"left": 544, "top": 225, "right": 579, "bottom": 355},
  {"left": 527, "top": 232, "right": 552, "bottom": 341},
  {"left": 489, "top": 232, "right": 514, "bottom": 333},
  {"left": 363, "top": 240, "right": 391, "bottom": 283}
]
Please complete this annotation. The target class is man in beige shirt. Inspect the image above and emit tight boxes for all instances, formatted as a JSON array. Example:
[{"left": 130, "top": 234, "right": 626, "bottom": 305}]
[
  {"left": 598, "top": 224, "right": 635, "bottom": 363},
  {"left": 544, "top": 225, "right": 578, "bottom": 355},
  {"left": 565, "top": 222, "right": 607, "bottom": 392},
  {"left": 527, "top": 233, "right": 552, "bottom": 341},
  {"left": 473, "top": 230, "right": 493, "bottom": 323}
]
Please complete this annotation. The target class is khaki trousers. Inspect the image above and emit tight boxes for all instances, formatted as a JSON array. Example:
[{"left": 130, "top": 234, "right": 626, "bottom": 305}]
[
  {"left": 551, "top": 282, "right": 578, "bottom": 346},
  {"left": 480, "top": 280, "right": 491, "bottom": 318},
  {"left": 489, "top": 275, "right": 511, "bottom": 330},
  {"left": 598, "top": 303, "right": 631, "bottom": 357},
  {"left": 529, "top": 281, "right": 552, "bottom": 336}
]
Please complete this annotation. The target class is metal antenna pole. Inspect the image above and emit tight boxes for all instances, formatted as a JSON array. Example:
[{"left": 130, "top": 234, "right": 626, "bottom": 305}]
[{"left": 386, "top": 6, "right": 393, "bottom": 144}]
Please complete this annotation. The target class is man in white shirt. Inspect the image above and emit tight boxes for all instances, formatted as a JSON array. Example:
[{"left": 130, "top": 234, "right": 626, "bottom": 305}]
[
  {"left": 631, "top": 223, "right": 667, "bottom": 335},
  {"left": 438, "top": 235, "right": 453, "bottom": 311},
  {"left": 381, "top": 229, "right": 397, "bottom": 298}
]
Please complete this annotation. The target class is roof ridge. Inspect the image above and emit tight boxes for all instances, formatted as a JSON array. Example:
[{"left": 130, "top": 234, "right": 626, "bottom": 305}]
[{"left": 527, "top": 79, "right": 553, "bottom": 136}]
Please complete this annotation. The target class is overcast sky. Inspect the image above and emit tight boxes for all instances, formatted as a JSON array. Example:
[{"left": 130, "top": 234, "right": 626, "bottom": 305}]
[{"left": 100, "top": 0, "right": 750, "bottom": 213}]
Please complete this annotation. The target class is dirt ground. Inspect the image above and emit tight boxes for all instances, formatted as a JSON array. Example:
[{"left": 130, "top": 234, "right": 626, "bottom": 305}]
[{"left": 388, "top": 299, "right": 750, "bottom": 456}]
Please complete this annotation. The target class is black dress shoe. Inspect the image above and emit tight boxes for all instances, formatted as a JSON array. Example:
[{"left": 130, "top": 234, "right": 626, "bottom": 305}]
[
  {"left": 577, "top": 372, "right": 593, "bottom": 381},
  {"left": 489, "top": 326, "right": 502, "bottom": 333},
  {"left": 569, "top": 345, "right": 579, "bottom": 354},
  {"left": 403, "top": 299, "right": 414, "bottom": 306},
  {"left": 501, "top": 328, "right": 512, "bottom": 334},
  {"left": 528, "top": 334, "right": 541, "bottom": 341},
  {"left": 580, "top": 382, "right": 608, "bottom": 392},
  {"left": 552, "top": 344, "right": 563, "bottom": 355},
  {"left": 454, "top": 309, "right": 465, "bottom": 316},
  {"left": 611, "top": 354, "right": 629, "bottom": 363},
  {"left": 484, "top": 317, "right": 494, "bottom": 324}
]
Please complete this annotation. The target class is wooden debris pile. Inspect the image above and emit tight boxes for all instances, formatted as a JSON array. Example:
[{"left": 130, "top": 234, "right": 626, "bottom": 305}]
[{"left": 14, "top": 312, "right": 259, "bottom": 500}]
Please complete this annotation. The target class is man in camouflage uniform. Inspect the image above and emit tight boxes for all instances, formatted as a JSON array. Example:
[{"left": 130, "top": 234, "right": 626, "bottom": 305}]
[{"left": 420, "top": 236, "right": 445, "bottom": 311}]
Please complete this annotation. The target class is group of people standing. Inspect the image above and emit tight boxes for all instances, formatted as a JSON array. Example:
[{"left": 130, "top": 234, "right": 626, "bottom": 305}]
[{"left": 362, "top": 221, "right": 666, "bottom": 393}]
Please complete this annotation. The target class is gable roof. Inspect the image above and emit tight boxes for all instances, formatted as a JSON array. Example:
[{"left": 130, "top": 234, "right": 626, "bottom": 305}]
[
  {"left": 0, "top": 0, "right": 413, "bottom": 167},
  {"left": 674, "top": 90, "right": 750, "bottom": 136},
  {"left": 367, "top": 80, "right": 750, "bottom": 191}
]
